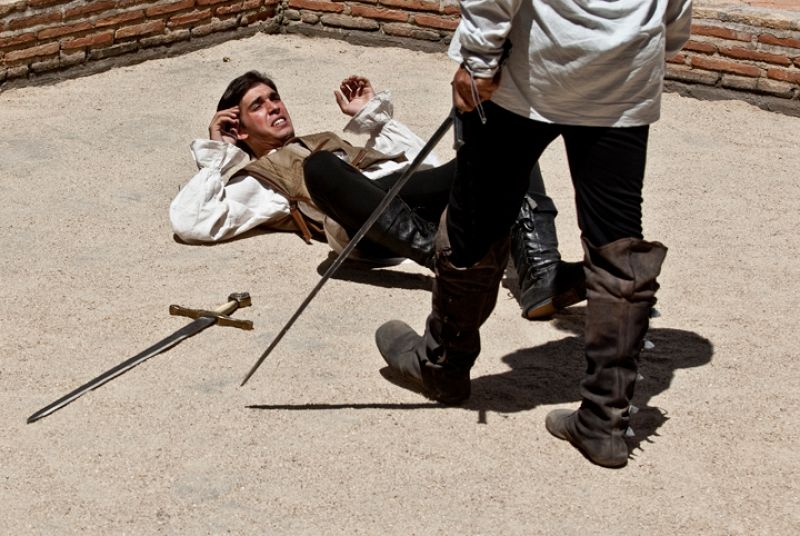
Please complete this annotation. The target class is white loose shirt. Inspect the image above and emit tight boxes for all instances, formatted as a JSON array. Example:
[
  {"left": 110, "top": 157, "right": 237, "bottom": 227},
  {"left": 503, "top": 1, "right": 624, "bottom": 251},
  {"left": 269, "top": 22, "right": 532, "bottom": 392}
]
[
  {"left": 449, "top": 0, "right": 693, "bottom": 127},
  {"left": 169, "top": 91, "right": 442, "bottom": 243}
]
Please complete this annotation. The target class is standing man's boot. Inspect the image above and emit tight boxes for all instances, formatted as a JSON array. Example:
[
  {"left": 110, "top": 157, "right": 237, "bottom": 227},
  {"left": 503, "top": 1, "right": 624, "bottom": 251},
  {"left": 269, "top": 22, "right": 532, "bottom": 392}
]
[
  {"left": 375, "top": 211, "right": 510, "bottom": 404},
  {"left": 511, "top": 194, "right": 586, "bottom": 319},
  {"left": 545, "top": 237, "right": 667, "bottom": 468}
]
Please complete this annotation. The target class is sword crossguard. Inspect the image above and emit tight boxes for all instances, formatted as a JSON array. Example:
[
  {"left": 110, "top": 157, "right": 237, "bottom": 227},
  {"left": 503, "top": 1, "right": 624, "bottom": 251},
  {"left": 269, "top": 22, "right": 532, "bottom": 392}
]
[{"left": 169, "top": 292, "right": 254, "bottom": 330}]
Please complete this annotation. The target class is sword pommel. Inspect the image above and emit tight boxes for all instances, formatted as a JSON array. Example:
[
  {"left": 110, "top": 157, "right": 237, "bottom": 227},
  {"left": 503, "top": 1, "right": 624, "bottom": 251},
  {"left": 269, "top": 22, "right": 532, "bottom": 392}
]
[{"left": 228, "top": 292, "right": 252, "bottom": 308}]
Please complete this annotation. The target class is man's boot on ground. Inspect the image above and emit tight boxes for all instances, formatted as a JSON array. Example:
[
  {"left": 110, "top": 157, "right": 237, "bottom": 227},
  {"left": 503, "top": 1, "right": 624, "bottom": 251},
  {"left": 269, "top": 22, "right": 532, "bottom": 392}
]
[
  {"left": 545, "top": 237, "right": 667, "bottom": 468},
  {"left": 375, "top": 211, "right": 510, "bottom": 404},
  {"left": 511, "top": 194, "right": 585, "bottom": 320},
  {"left": 362, "top": 196, "right": 437, "bottom": 270}
]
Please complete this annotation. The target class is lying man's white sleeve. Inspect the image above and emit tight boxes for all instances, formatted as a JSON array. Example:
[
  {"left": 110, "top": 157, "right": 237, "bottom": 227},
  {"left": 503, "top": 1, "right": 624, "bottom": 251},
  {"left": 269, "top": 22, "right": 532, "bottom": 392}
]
[
  {"left": 343, "top": 90, "right": 443, "bottom": 174},
  {"left": 169, "top": 140, "right": 290, "bottom": 243}
]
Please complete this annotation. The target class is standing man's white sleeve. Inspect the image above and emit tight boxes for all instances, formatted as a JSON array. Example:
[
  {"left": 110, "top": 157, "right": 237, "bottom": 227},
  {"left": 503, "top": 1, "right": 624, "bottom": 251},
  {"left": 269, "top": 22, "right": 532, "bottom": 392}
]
[
  {"left": 665, "top": 0, "right": 693, "bottom": 57},
  {"left": 454, "top": 0, "right": 523, "bottom": 77}
]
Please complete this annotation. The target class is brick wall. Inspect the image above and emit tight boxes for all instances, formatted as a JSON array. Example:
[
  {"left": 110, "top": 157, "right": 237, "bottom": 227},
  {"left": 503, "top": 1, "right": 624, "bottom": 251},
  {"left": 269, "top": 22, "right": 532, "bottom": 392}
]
[
  {"left": 0, "top": 0, "right": 281, "bottom": 87},
  {"left": 281, "top": 0, "right": 459, "bottom": 50},
  {"left": 667, "top": 5, "right": 800, "bottom": 115},
  {"left": 2, "top": 1, "right": 799, "bottom": 115}
]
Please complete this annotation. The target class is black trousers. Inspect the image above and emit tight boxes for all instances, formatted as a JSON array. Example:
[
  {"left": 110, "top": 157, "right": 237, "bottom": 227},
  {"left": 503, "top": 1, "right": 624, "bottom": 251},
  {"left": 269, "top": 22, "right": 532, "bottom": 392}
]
[
  {"left": 448, "top": 101, "right": 649, "bottom": 267},
  {"left": 304, "top": 152, "right": 456, "bottom": 235}
]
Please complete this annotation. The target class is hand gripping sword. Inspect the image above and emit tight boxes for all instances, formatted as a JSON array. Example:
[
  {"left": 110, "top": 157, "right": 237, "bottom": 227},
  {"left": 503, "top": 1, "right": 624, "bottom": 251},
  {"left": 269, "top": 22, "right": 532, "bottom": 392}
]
[
  {"left": 27, "top": 292, "right": 253, "bottom": 424},
  {"left": 240, "top": 110, "right": 455, "bottom": 386}
]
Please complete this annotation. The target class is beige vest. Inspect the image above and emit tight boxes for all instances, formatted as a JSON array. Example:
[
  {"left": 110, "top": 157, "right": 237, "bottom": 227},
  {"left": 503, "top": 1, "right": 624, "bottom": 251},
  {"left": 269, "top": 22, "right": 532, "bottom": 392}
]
[{"left": 234, "top": 132, "right": 404, "bottom": 243}]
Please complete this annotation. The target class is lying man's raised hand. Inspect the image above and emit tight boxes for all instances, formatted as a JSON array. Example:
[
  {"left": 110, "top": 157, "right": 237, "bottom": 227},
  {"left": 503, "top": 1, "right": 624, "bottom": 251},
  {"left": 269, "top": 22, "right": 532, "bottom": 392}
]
[
  {"left": 335, "top": 75, "right": 376, "bottom": 117},
  {"left": 208, "top": 106, "right": 240, "bottom": 144}
]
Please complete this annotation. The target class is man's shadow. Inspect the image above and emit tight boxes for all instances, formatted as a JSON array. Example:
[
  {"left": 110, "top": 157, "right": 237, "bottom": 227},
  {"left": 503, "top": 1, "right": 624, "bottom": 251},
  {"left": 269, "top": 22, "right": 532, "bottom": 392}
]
[
  {"left": 173, "top": 230, "right": 434, "bottom": 291},
  {"left": 250, "top": 254, "right": 713, "bottom": 457},
  {"left": 315, "top": 251, "right": 433, "bottom": 291},
  {"left": 449, "top": 307, "right": 713, "bottom": 457},
  {"left": 251, "top": 304, "right": 712, "bottom": 458}
]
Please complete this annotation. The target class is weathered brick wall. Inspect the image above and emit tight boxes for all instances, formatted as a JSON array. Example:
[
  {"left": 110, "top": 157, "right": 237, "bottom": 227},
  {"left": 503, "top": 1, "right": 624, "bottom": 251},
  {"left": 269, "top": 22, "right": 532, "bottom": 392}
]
[
  {"left": 281, "top": 0, "right": 459, "bottom": 50},
  {"left": 667, "top": 5, "right": 800, "bottom": 115},
  {"left": 2, "top": 1, "right": 799, "bottom": 115},
  {"left": 0, "top": 0, "right": 281, "bottom": 88}
]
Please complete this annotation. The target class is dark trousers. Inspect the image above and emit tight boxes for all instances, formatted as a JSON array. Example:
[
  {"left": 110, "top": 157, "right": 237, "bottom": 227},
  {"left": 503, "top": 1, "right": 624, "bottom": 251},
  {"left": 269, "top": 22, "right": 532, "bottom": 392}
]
[
  {"left": 448, "top": 101, "right": 649, "bottom": 267},
  {"left": 304, "top": 152, "right": 456, "bottom": 235}
]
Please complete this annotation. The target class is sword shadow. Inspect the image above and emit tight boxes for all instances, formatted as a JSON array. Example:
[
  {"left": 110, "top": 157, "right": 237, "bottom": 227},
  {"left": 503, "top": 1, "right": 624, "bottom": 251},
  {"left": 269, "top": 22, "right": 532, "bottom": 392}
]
[
  {"left": 247, "top": 401, "right": 492, "bottom": 424},
  {"left": 247, "top": 370, "right": 444, "bottom": 411},
  {"left": 247, "top": 402, "right": 441, "bottom": 411}
]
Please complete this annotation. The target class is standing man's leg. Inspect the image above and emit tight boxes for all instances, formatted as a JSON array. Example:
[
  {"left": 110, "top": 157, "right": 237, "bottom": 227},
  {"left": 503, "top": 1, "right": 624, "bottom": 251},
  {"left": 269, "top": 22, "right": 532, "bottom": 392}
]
[
  {"left": 545, "top": 125, "right": 667, "bottom": 468},
  {"left": 511, "top": 164, "right": 586, "bottom": 319},
  {"left": 376, "top": 103, "right": 553, "bottom": 403}
]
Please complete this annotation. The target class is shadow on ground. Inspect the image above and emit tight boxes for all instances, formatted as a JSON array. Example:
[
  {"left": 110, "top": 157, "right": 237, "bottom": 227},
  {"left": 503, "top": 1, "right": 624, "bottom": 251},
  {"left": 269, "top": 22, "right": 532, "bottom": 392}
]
[
  {"left": 315, "top": 251, "right": 434, "bottom": 291},
  {"left": 249, "top": 306, "right": 713, "bottom": 460},
  {"left": 464, "top": 308, "right": 713, "bottom": 457}
]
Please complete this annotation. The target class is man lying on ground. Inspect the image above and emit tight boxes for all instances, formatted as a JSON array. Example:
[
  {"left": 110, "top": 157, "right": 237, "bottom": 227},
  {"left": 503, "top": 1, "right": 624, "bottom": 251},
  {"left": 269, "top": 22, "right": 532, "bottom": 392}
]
[{"left": 169, "top": 71, "right": 584, "bottom": 318}]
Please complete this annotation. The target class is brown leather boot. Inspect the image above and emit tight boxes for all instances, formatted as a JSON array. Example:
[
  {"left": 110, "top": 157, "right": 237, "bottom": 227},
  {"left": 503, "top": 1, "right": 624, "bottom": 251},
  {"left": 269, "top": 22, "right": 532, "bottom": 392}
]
[
  {"left": 546, "top": 237, "right": 667, "bottom": 468},
  {"left": 375, "top": 211, "right": 510, "bottom": 404}
]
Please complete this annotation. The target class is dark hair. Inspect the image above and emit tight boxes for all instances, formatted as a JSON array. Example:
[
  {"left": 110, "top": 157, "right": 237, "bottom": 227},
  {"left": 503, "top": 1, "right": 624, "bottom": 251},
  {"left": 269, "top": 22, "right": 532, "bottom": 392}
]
[
  {"left": 217, "top": 70, "right": 278, "bottom": 111},
  {"left": 216, "top": 71, "right": 278, "bottom": 157}
]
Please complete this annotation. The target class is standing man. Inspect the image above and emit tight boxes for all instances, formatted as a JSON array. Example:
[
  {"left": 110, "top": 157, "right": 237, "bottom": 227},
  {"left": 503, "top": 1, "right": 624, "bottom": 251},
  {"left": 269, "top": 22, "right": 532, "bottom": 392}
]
[{"left": 376, "top": 0, "right": 691, "bottom": 468}]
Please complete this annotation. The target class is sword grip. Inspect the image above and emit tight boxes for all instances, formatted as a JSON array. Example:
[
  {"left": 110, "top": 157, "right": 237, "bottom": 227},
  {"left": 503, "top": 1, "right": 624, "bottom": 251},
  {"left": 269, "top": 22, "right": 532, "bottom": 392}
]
[{"left": 214, "top": 299, "right": 239, "bottom": 315}]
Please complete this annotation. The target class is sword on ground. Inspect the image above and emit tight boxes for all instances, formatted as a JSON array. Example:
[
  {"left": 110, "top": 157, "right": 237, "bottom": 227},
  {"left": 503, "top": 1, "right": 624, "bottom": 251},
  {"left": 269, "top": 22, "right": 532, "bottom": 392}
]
[
  {"left": 240, "top": 110, "right": 455, "bottom": 386},
  {"left": 27, "top": 292, "right": 253, "bottom": 424}
]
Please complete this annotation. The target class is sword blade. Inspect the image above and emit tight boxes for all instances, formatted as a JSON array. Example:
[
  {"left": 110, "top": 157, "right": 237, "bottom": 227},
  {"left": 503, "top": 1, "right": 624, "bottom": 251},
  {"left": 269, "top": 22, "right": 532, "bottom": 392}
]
[
  {"left": 27, "top": 316, "right": 217, "bottom": 424},
  {"left": 240, "top": 110, "right": 455, "bottom": 386}
]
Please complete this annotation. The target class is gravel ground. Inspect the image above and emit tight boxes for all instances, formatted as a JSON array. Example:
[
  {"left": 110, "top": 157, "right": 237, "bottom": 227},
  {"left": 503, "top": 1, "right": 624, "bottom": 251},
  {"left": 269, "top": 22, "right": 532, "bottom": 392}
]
[{"left": 2, "top": 32, "right": 799, "bottom": 534}]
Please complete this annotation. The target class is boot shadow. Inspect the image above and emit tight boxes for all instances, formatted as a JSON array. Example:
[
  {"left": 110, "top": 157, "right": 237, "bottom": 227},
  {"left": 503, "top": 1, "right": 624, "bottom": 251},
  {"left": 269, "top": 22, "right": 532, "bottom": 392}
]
[
  {"left": 464, "top": 307, "right": 713, "bottom": 456},
  {"left": 315, "top": 251, "right": 433, "bottom": 291}
]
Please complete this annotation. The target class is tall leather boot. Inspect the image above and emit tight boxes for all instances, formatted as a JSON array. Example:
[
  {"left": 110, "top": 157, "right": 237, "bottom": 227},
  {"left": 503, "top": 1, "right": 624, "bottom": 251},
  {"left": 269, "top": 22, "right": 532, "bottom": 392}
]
[
  {"left": 546, "top": 237, "right": 667, "bottom": 468},
  {"left": 375, "top": 210, "right": 510, "bottom": 404},
  {"left": 511, "top": 194, "right": 586, "bottom": 319},
  {"left": 362, "top": 196, "right": 437, "bottom": 270}
]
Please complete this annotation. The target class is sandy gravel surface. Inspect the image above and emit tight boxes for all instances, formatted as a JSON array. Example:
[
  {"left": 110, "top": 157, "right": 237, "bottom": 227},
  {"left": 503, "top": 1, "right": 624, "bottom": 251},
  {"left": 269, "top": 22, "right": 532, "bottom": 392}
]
[
  {"left": 696, "top": 0, "right": 800, "bottom": 11},
  {"left": 2, "top": 33, "right": 799, "bottom": 534}
]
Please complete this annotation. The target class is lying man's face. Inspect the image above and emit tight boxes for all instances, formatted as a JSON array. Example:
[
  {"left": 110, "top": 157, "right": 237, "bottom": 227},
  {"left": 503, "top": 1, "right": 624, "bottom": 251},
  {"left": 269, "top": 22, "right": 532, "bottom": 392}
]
[{"left": 237, "top": 82, "right": 295, "bottom": 154}]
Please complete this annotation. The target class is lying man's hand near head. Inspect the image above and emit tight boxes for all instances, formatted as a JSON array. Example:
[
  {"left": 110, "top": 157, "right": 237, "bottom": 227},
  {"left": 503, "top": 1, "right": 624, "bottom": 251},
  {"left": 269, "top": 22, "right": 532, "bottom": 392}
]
[{"left": 208, "top": 106, "right": 240, "bottom": 145}]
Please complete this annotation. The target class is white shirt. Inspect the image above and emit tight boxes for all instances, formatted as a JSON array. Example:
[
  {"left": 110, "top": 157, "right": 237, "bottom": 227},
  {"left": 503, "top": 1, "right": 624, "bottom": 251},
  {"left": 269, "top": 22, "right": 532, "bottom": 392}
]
[
  {"left": 169, "top": 91, "right": 442, "bottom": 243},
  {"left": 449, "top": 0, "right": 692, "bottom": 127}
]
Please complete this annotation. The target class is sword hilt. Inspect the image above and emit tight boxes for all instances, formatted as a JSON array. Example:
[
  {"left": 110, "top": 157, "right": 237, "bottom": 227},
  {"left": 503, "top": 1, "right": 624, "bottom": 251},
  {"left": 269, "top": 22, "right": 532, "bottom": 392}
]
[{"left": 170, "top": 292, "right": 253, "bottom": 330}]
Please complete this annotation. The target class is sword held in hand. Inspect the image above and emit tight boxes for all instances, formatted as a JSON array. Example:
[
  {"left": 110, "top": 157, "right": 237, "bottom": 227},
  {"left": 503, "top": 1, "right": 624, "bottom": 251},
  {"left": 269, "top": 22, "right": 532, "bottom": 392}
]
[
  {"left": 27, "top": 292, "right": 253, "bottom": 424},
  {"left": 240, "top": 110, "right": 456, "bottom": 387}
]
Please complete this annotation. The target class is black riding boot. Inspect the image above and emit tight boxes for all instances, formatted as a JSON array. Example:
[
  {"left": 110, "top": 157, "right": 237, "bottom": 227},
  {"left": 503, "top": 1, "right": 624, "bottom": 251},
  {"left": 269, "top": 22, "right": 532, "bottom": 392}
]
[
  {"left": 357, "top": 196, "right": 437, "bottom": 270},
  {"left": 511, "top": 194, "right": 586, "bottom": 319},
  {"left": 375, "top": 210, "right": 510, "bottom": 404},
  {"left": 546, "top": 237, "right": 667, "bottom": 468}
]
